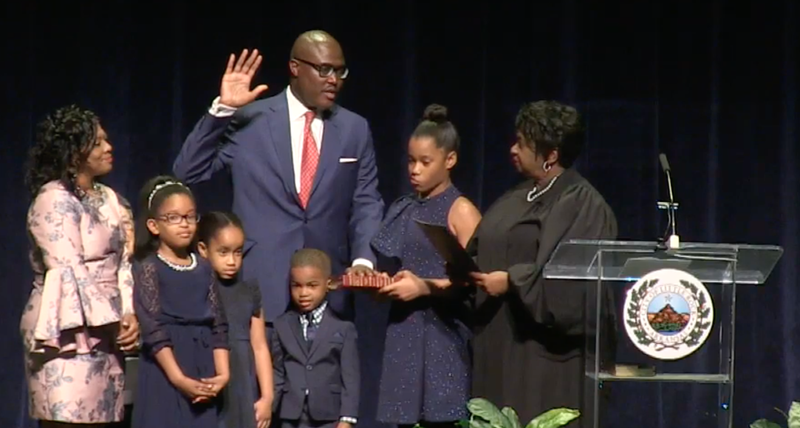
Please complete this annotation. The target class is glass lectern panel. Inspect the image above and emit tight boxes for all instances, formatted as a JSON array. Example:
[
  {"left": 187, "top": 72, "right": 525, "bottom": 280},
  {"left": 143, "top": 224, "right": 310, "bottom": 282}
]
[
  {"left": 544, "top": 239, "right": 783, "bottom": 284},
  {"left": 543, "top": 240, "right": 783, "bottom": 428}
]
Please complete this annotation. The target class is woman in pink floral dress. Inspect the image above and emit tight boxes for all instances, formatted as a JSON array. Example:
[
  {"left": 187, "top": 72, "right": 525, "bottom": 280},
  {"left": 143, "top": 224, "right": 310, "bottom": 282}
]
[{"left": 20, "top": 105, "right": 141, "bottom": 427}]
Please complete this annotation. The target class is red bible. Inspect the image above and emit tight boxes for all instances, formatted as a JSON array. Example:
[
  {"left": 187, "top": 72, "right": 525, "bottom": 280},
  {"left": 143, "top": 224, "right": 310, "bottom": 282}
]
[{"left": 338, "top": 273, "right": 394, "bottom": 289}]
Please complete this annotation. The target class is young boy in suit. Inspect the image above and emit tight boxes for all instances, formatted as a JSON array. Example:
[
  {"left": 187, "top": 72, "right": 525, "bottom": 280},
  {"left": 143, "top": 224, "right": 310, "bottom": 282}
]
[{"left": 271, "top": 248, "right": 360, "bottom": 428}]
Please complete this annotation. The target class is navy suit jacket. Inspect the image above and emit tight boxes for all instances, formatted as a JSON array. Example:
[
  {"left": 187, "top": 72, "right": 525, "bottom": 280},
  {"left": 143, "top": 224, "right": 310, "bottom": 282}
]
[
  {"left": 173, "top": 91, "right": 384, "bottom": 321},
  {"left": 269, "top": 307, "right": 360, "bottom": 422}
]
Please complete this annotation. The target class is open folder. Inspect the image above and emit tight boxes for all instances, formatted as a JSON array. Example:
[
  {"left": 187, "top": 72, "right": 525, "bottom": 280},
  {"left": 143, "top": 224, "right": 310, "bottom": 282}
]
[{"left": 413, "top": 219, "right": 480, "bottom": 280}]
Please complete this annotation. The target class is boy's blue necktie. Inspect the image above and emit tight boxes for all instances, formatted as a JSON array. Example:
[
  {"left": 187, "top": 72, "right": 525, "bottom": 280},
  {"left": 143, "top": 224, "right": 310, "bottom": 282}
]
[{"left": 305, "top": 313, "right": 317, "bottom": 342}]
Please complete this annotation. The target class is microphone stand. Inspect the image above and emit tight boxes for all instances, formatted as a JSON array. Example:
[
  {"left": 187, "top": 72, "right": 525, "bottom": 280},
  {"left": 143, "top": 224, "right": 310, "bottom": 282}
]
[{"left": 658, "top": 154, "right": 680, "bottom": 250}]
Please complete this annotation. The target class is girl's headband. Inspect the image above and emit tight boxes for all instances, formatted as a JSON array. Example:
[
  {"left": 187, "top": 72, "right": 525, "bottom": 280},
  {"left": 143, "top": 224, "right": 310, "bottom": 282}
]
[{"left": 147, "top": 181, "right": 185, "bottom": 209}]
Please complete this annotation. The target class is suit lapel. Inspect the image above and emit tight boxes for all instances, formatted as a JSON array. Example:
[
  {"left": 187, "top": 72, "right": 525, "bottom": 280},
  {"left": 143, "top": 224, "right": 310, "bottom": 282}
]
[
  {"left": 284, "top": 312, "right": 308, "bottom": 357},
  {"left": 310, "top": 110, "right": 343, "bottom": 201},
  {"left": 266, "top": 93, "right": 302, "bottom": 206},
  {"left": 307, "top": 307, "right": 335, "bottom": 360}
]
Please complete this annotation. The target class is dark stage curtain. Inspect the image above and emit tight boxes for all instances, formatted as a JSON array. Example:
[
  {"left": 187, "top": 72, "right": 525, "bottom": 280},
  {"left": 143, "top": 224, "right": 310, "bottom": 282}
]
[{"left": 1, "top": 1, "right": 798, "bottom": 427}]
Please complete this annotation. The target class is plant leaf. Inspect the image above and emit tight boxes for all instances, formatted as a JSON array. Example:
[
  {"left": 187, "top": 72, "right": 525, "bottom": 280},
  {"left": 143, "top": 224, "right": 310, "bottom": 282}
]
[
  {"left": 470, "top": 418, "right": 495, "bottom": 428},
  {"left": 501, "top": 407, "right": 522, "bottom": 428},
  {"left": 788, "top": 401, "right": 800, "bottom": 428},
  {"left": 467, "top": 398, "right": 509, "bottom": 428},
  {"left": 750, "top": 419, "right": 782, "bottom": 428},
  {"left": 525, "top": 408, "right": 580, "bottom": 428}
]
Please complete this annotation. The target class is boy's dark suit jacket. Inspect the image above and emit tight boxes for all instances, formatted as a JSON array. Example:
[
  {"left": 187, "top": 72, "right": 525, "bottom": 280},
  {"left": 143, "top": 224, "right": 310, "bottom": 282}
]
[{"left": 270, "top": 305, "right": 360, "bottom": 422}]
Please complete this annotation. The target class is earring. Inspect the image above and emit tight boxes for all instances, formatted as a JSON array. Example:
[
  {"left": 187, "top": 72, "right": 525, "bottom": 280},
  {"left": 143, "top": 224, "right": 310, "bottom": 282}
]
[{"left": 543, "top": 162, "right": 552, "bottom": 172}]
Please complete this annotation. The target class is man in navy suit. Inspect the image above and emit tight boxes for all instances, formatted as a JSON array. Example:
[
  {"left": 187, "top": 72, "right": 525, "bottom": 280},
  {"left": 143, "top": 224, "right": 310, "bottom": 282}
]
[
  {"left": 270, "top": 249, "right": 359, "bottom": 428},
  {"left": 173, "top": 30, "right": 384, "bottom": 322}
]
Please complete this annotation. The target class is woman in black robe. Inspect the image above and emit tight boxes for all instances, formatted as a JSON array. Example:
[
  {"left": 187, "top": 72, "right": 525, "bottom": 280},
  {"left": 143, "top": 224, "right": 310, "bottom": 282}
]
[
  {"left": 389, "top": 100, "right": 617, "bottom": 425},
  {"left": 467, "top": 101, "right": 617, "bottom": 424}
]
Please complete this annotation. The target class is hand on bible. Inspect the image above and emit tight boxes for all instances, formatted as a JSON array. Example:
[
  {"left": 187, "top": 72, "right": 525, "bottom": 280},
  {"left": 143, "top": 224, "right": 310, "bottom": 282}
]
[
  {"left": 346, "top": 265, "right": 374, "bottom": 276},
  {"left": 360, "top": 271, "right": 391, "bottom": 302},
  {"left": 220, "top": 49, "right": 269, "bottom": 107},
  {"left": 471, "top": 271, "right": 509, "bottom": 296},
  {"left": 379, "top": 270, "right": 429, "bottom": 301}
]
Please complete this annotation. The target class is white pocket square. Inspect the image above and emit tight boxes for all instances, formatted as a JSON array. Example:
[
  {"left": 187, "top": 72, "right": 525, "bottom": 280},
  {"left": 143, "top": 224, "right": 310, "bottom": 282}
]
[{"left": 339, "top": 157, "right": 358, "bottom": 163}]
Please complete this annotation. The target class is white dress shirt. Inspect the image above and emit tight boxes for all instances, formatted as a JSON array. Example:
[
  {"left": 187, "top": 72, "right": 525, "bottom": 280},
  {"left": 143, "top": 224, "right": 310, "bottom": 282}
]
[
  {"left": 299, "top": 301, "right": 327, "bottom": 341},
  {"left": 207, "top": 90, "right": 373, "bottom": 270}
]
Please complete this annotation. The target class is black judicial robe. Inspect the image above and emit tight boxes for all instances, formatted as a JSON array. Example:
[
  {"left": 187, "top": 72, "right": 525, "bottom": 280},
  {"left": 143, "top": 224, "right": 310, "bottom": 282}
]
[{"left": 467, "top": 167, "right": 618, "bottom": 426}]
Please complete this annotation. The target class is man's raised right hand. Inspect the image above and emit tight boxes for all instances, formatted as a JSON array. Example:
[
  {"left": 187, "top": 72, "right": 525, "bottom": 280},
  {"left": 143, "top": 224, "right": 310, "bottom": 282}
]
[{"left": 219, "top": 49, "right": 269, "bottom": 108}]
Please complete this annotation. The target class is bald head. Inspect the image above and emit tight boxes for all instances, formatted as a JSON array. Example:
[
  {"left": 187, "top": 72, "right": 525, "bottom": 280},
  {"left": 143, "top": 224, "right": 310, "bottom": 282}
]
[
  {"left": 290, "top": 30, "right": 341, "bottom": 59},
  {"left": 288, "top": 30, "right": 348, "bottom": 111}
]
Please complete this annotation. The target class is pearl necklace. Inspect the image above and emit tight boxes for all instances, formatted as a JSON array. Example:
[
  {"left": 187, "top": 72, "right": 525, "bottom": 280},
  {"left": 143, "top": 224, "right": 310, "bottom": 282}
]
[
  {"left": 157, "top": 253, "right": 197, "bottom": 271},
  {"left": 526, "top": 174, "right": 561, "bottom": 202}
]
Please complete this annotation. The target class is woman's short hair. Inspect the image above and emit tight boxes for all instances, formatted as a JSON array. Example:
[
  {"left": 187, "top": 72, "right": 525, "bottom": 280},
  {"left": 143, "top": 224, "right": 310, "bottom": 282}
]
[{"left": 514, "top": 101, "right": 584, "bottom": 168}]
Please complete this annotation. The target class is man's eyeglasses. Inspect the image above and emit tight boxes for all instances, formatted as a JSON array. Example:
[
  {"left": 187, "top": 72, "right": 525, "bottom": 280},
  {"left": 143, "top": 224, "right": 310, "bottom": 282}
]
[
  {"left": 293, "top": 57, "right": 349, "bottom": 80},
  {"left": 157, "top": 213, "right": 201, "bottom": 225}
]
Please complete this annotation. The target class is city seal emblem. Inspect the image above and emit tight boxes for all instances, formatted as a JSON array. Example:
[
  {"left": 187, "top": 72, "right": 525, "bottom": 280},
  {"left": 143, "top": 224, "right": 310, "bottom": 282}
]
[{"left": 623, "top": 268, "right": 714, "bottom": 360}]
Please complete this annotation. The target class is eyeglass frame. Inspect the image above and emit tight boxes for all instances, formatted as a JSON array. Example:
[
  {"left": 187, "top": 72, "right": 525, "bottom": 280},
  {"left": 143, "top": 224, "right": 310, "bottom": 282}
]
[
  {"left": 156, "top": 213, "right": 201, "bottom": 225},
  {"left": 292, "top": 57, "right": 349, "bottom": 80}
]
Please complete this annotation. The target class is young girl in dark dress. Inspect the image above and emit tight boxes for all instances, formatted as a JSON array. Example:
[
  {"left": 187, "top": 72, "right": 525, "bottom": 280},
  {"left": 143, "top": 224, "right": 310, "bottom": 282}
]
[
  {"left": 373, "top": 105, "right": 482, "bottom": 428},
  {"left": 131, "top": 176, "right": 230, "bottom": 428},
  {"left": 394, "top": 102, "right": 618, "bottom": 426},
  {"left": 197, "top": 212, "right": 274, "bottom": 428}
]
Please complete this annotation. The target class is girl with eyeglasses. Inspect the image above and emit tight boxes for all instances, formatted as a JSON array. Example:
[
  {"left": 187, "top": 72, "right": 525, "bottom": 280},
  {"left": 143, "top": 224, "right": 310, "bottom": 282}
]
[{"left": 130, "top": 175, "right": 230, "bottom": 428}]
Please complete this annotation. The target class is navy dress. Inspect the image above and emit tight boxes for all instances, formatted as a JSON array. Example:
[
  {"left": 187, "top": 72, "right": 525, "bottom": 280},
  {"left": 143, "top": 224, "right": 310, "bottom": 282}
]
[
  {"left": 218, "top": 278, "right": 262, "bottom": 428},
  {"left": 132, "top": 254, "right": 229, "bottom": 428},
  {"left": 372, "top": 185, "right": 471, "bottom": 425}
]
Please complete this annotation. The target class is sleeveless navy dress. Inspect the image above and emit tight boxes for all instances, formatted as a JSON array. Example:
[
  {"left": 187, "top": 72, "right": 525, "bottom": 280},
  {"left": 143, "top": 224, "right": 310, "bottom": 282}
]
[
  {"left": 372, "top": 185, "right": 471, "bottom": 425},
  {"left": 217, "top": 278, "right": 262, "bottom": 428}
]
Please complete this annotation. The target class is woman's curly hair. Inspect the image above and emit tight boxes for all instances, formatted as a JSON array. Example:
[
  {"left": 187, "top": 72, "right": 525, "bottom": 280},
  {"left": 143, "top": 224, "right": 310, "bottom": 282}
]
[
  {"left": 25, "top": 105, "right": 100, "bottom": 197},
  {"left": 514, "top": 101, "right": 585, "bottom": 168}
]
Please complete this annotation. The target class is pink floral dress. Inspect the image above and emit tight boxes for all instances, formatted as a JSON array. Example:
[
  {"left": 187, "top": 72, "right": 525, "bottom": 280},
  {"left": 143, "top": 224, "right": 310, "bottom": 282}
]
[{"left": 20, "top": 181, "right": 134, "bottom": 423}]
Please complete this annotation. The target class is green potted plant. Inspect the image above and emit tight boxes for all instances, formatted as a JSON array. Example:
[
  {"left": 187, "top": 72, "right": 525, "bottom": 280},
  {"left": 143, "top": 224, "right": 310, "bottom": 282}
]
[
  {"left": 750, "top": 401, "right": 800, "bottom": 428},
  {"left": 462, "top": 398, "right": 579, "bottom": 428}
]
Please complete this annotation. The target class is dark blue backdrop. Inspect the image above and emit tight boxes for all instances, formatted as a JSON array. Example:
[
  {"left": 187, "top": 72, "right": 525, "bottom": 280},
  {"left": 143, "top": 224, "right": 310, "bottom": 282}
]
[{"left": 1, "top": 1, "right": 797, "bottom": 427}]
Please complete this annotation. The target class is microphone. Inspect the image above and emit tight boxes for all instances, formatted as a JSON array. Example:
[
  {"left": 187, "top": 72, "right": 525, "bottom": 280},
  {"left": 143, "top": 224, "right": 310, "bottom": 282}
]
[
  {"left": 658, "top": 153, "right": 680, "bottom": 249},
  {"left": 659, "top": 154, "right": 674, "bottom": 204},
  {"left": 658, "top": 153, "right": 671, "bottom": 173}
]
